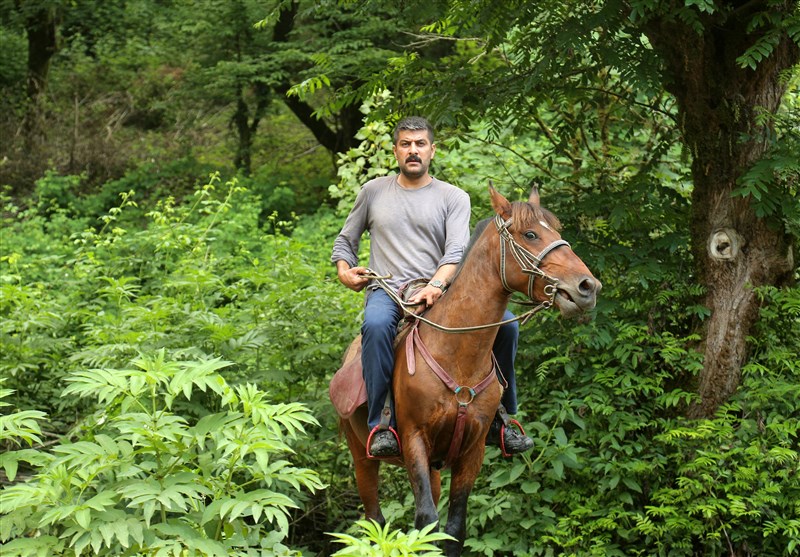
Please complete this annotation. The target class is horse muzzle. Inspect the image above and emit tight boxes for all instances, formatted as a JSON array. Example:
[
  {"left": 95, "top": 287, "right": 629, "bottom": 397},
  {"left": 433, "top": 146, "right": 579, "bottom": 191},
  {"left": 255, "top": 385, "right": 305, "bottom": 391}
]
[{"left": 554, "top": 275, "right": 601, "bottom": 317}]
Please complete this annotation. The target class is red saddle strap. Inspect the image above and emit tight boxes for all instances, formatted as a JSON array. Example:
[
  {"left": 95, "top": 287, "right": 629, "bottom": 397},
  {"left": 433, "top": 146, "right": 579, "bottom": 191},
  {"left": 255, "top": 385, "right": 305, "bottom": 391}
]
[{"left": 405, "top": 321, "right": 499, "bottom": 467}]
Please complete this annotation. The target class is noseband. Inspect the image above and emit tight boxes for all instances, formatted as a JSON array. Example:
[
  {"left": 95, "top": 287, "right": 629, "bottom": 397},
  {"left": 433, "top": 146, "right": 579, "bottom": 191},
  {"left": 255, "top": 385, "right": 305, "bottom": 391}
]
[{"left": 494, "top": 214, "right": 569, "bottom": 308}]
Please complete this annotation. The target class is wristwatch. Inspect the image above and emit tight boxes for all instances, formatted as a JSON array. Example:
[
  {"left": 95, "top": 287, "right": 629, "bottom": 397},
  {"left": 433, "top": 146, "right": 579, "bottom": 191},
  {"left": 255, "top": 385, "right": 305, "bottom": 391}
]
[{"left": 428, "top": 279, "right": 447, "bottom": 292}]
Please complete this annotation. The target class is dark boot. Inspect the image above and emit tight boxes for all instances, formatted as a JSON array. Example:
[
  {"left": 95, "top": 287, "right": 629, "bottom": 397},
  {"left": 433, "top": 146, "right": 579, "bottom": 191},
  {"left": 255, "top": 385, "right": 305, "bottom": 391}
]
[
  {"left": 486, "top": 415, "right": 533, "bottom": 455},
  {"left": 369, "top": 429, "right": 400, "bottom": 457}
]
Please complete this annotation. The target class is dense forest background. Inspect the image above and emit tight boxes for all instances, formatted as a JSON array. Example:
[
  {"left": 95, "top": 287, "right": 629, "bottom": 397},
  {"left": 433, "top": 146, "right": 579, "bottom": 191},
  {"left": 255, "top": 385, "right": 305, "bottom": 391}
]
[{"left": 1, "top": 1, "right": 798, "bottom": 556}]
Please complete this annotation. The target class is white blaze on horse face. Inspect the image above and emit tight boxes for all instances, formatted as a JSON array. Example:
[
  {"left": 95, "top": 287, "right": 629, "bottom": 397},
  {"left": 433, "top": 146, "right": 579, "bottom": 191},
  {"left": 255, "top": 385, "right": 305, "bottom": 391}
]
[{"left": 539, "top": 220, "right": 553, "bottom": 232}]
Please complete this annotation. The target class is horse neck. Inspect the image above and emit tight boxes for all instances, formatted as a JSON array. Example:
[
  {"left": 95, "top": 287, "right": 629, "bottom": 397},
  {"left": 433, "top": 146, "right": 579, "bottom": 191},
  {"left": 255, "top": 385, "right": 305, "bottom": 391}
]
[{"left": 420, "top": 233, "right": 510, "bottom": 370}]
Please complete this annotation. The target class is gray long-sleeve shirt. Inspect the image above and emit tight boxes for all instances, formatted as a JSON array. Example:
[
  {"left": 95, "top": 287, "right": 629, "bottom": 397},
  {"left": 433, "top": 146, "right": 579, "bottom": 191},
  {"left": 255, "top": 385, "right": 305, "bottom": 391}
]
[{"left": 331, "top": 175, "right": 471, "bottom": 293}]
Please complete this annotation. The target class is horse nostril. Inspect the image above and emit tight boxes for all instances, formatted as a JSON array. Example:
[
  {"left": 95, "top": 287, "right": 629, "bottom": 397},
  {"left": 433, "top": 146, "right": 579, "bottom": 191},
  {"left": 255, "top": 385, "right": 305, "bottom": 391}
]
[{"left": 579, "top": 277, "right": 599, "bottom": 296}]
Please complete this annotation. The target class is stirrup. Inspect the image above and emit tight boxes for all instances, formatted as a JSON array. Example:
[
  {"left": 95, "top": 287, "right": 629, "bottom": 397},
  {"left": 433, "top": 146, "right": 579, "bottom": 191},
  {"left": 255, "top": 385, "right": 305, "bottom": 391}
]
[
  {"left": 499, "top": 419, "right": 528, "bottom": 458},
  {"left": 366, "top": 425, "right": 402, "bottom": 459},
  {"left": 493, "top": 404, "right": 530, "bottom": 457}
]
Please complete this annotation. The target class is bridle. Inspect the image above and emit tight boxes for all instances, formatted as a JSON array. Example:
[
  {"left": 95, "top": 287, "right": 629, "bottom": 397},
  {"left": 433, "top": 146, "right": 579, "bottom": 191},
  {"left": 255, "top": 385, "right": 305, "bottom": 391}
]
[
  {"left": 366, "top": 212, "right": 571, "bottom": 332},
  {"left": 494, "top": 213, "right": 569, "bottom": 311}
]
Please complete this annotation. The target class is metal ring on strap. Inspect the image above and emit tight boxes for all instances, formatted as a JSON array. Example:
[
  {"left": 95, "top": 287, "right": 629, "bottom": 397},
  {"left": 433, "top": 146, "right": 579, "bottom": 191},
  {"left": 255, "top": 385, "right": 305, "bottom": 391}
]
[{"left": 454, "top": 386, "right": 476, "bottom": 407}]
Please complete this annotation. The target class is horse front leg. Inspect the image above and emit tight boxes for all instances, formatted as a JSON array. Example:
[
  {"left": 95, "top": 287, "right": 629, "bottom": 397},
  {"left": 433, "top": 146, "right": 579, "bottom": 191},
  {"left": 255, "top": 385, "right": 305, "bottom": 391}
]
[
  {"left": 443, "top": 445, "right": 485, "bottom": 557},
  {"left": 404, "top": 435, "right": 439, "bottom": 529}
]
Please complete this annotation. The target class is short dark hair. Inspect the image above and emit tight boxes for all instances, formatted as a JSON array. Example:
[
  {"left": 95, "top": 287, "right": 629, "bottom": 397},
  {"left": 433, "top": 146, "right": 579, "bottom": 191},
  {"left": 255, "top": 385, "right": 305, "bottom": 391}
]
[{"left": 393, "top": 116, "right": 434, "bottom": 145}]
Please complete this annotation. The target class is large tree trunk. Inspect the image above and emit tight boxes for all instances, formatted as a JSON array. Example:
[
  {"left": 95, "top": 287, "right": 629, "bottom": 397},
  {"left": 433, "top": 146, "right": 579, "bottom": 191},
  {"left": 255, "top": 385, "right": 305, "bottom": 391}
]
[
  {"left": 645, "top": 3, "right": 798, "bottom": 419},
  {"left": 22, "top": 4, "right": 58, "bottom": 148}
]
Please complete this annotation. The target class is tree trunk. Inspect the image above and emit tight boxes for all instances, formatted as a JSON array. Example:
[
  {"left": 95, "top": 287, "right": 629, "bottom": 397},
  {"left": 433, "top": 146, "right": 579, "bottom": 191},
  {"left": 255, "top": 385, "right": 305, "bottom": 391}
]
[
  {"left": 232, "top": 93, "right": 253, "bottom": 175},
  {"left": 232, "top": 83, "right": 270, "bottom": 176},
  {"left": 22, "top": 4, "right": 58, "bottom": 147},
  {"left": 645, "top": 3, "right": 798, "bottom": 419},
  {"left": 271, "top": 0, "right": 362, "bottom": 155},
  {"left": 279, "top": 93, "right": 364, "bottom": 154}
]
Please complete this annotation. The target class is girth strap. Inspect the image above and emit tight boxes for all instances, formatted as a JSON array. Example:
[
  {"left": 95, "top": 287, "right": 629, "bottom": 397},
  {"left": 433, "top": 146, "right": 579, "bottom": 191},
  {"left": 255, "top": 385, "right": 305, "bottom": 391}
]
[{"left": 405, "top": 322, "right": 499, "bottom": 468}]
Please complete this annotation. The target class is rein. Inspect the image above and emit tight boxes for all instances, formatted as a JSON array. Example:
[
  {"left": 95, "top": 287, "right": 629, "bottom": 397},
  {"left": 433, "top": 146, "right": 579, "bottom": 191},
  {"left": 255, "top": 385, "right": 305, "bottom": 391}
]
[{"left": 365, "top": 214, "right": 569, "bottom": 331}]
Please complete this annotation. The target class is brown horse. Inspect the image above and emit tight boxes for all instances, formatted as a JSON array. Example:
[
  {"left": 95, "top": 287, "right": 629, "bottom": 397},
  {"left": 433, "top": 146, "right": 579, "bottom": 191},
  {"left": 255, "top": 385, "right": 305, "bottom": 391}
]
[{"left": 338, "top": 186, "right": 600, "bottom": 556}]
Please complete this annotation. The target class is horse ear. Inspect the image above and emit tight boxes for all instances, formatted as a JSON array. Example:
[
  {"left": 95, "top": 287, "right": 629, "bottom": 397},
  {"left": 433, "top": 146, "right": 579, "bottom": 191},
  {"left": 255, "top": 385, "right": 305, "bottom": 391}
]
[
  {"left": 528, "top": 185, "right": 540, "bottom": 208},
  {"left": 489, "top": 182, "right": 512, "bottom": 220}
]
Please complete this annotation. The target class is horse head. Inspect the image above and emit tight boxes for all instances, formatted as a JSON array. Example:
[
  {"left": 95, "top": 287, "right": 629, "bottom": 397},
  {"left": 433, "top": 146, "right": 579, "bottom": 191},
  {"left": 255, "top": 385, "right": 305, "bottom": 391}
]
[{"left": 490, "top": 185, "right": 600, "bottom": 317}]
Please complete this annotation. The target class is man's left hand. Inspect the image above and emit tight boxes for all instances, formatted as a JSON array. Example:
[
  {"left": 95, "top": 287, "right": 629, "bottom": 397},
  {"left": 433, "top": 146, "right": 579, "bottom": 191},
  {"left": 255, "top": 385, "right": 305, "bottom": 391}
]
[{"left": 408, "top": 285, "right": 444, "bottom": 308}]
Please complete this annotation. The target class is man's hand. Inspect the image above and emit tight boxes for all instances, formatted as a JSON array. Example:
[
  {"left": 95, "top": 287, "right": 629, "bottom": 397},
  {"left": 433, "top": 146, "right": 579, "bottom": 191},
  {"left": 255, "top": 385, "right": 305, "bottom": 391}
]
[
  {"left": 407, "top": 266, "right": 454, "bottom": 308},
  {"left": 407, "top": 284, "right": 444, "bottom": 308},
  {"left": 337, "top": 264, "right": 370, "bottom": 292}
]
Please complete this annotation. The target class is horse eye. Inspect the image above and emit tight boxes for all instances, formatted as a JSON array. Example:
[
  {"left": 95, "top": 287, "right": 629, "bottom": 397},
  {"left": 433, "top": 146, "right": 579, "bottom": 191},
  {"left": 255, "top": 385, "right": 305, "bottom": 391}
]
[{"left": 524, "top": 231, "right": 537, "bottom": 240}]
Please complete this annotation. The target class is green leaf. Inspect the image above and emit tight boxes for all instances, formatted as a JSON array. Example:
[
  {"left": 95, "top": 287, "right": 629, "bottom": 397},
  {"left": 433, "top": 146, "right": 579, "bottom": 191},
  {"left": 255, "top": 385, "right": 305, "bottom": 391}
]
[
  {"left": 551, "top": 459, "right": 564, "bottom": 479},
  {"left": 74, "top": 508, "right": 91, "bottom": 530},
  {"left": 84, "top": 490, "right": 117, "bottom": 511},
  {"left": 1, "top": 457, "right": 18, "bottom": 483}
]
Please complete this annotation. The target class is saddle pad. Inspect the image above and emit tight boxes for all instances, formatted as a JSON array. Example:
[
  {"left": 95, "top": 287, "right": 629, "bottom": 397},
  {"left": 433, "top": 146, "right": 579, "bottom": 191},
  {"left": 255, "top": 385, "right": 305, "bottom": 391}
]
[{"left": 329, "top": 336, "right": 367, "bottom": 419}]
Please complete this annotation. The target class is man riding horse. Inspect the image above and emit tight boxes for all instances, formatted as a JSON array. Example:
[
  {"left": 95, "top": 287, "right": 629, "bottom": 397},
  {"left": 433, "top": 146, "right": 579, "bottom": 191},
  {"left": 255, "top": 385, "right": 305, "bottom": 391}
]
[{"left": 331, "top": 116, "right": 533, "bottom": 459}]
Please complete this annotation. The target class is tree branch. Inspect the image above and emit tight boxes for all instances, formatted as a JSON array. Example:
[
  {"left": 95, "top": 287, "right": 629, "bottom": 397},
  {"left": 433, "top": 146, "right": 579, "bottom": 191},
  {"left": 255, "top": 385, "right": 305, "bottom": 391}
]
[{"left": 461, "top": 132, "right": 582, "bottom": 189}]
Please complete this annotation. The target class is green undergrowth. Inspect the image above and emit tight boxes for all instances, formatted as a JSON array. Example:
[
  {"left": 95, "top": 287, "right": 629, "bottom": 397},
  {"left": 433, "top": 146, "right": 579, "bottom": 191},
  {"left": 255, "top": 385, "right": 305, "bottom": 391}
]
[{"left": 1, "top": 170, "right": 798, "bottom": 556}]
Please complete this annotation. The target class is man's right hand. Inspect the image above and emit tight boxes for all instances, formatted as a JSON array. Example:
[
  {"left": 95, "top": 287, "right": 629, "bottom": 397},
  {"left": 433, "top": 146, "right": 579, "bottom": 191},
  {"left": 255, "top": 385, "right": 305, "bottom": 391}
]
[{"left": 337, "top": 264, "right": 370, "bottom": 292}]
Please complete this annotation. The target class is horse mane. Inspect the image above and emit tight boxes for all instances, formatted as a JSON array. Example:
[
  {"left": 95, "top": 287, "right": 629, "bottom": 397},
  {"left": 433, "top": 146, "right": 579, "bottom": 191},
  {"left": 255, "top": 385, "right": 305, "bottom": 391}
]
[
  {"left": 510, "top": 200, "right": 562, "bottom": 232},
  {"left": 450, "top": 217, "right": 490, "bottom": 286}
]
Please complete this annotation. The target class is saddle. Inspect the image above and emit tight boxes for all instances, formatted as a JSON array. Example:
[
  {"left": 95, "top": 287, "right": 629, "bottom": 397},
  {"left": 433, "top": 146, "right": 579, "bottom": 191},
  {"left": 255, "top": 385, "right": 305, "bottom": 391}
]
[
  {"left": 329, "top": 335, "right": 366, "bottom": 419},
  {"left": 329, "top": 279, "right": 428, "bottom": 419}
]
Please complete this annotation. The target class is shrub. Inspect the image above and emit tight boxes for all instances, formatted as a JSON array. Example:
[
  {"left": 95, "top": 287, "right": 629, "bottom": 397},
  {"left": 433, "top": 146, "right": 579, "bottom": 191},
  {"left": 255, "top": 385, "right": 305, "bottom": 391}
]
[
  {"left": 330, "top": 520, "right": 451, "bottom": 557},
  {"left": 0, "top": 351, "right": 324, "bottom": 556}
]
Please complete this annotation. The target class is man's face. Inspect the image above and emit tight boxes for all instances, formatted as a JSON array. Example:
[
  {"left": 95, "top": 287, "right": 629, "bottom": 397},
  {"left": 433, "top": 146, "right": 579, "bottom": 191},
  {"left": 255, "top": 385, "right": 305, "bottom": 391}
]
[{"left": 393, "top": 129, "right": 435, "bottom": 180}]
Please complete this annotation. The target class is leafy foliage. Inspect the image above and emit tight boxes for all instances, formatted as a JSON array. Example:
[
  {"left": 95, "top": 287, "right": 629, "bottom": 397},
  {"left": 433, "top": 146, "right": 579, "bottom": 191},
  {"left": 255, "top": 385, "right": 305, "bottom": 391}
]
[
  {"left": 2, "top": 2, "right": 799, "bottom": 556},
  {"left": 327, "top": 91, "right": 397, "bottom": 213},
  {"left": 329, "top": 520, "right": 452, "bottom": 557},
  {"left": 734, "top": 75, "right": 800, "bottom": 231},
  {"left": 0, "top": 351, "right": 324, "bottom": 556},
  {"left": 0, "top": 382, "right": 50, "bottom": 483},
  {"left": 1, "top": 172, "right": 357, "bottom": 412},
  {"left": 1, "top": 169, "right": 382, "bottom": 554}
]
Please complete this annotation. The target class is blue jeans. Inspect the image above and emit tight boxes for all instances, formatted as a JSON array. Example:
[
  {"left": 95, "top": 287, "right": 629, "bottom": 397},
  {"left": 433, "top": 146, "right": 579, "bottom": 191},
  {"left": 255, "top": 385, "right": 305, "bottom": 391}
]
[{"left": 361, "top": 288, "right": 520, "bottom": 429}]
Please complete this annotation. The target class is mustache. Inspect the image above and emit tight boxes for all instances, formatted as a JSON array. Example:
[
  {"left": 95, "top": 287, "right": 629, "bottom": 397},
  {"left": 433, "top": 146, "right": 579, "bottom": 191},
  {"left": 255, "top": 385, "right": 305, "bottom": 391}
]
[{"left": 405, "top": 155, "right": 422, "bottom": 163}]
